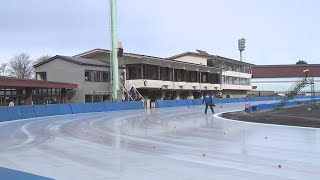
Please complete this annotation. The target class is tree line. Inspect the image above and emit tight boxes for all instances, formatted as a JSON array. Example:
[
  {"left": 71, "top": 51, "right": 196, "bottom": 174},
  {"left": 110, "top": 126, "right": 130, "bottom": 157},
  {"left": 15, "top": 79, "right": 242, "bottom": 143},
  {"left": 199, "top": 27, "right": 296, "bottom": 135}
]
[{"left": 0, "top": 53, "right": 51, "bottom": 79}]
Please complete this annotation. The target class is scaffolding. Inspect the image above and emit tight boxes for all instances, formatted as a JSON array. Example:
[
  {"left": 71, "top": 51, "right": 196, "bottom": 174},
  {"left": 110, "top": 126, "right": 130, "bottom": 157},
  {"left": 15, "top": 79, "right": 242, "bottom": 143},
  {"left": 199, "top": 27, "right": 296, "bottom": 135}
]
[{"left": 274, "top": 69, "right": 319, "bottom": 110}]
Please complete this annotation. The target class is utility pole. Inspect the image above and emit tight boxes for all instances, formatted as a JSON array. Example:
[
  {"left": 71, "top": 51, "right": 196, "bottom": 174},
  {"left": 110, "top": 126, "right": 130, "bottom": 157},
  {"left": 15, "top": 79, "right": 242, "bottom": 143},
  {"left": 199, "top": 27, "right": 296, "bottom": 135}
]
[
  {"left": 110, "top": 0, "right": 120, "bottom": 101},
  {"left": 238, "top": 38, "right": 246, "bottom": 62}
]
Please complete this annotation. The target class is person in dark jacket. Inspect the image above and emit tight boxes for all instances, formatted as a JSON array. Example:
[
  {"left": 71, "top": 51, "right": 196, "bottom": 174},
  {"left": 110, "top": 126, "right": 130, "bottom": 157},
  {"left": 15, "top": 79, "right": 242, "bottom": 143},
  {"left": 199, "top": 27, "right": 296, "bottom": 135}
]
[{"left": 202, "top": 93, "right": 215, "bottom": 114}]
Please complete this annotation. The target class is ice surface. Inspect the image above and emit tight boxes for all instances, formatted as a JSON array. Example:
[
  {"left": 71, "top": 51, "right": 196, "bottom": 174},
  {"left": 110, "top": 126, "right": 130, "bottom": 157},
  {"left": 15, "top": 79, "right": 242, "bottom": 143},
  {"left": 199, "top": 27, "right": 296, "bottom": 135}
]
[{"left": 0, "top": 102, "right": 319, "bottom": 180}]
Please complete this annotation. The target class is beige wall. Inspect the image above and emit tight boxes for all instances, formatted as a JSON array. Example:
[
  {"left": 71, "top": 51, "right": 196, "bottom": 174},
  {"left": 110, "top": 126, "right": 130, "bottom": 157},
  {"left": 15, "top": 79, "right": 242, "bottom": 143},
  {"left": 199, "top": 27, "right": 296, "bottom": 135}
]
[
  {"left": 35, "top": 58, "right": 113, "bottom": 103},
  {"left": 222, "top": 71, "right": 252, "bottom": 78},
  {"left": 174, "top": 55, "right": 208, "bottom": 65}
]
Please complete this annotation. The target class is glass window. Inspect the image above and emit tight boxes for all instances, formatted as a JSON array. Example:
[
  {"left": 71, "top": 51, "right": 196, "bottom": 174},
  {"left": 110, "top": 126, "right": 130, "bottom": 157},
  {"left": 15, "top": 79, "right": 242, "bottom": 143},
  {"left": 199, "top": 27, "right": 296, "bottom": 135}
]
[
  {"left": 85, "top": 95, "right": 93, "bottom": 103},
  {"left": 127, "top": 64, "right": 142, "bottom": 80},
  {"left": 85, "top": 70, "right": 93, "bottom": 81},
  {"left": 48, "top": 88, "right": 52, "bottom": 95},
  {"left": 144, "top": 65, "right": 159, "bottom": 80},
  {"left": 207, "top": 59, "right": 214, "bottom": 67},
  {"left": 103, "top": 72, "right": 109, "bottom": 82},
  {"left": 93, "top": 95, "right": 102, "bottom": 102},
  {"left": 160, "top": 67, "right": 171, "bottom": 81},
  {"left": 94, "top": 71, "right": 103, "bottom": 82}
]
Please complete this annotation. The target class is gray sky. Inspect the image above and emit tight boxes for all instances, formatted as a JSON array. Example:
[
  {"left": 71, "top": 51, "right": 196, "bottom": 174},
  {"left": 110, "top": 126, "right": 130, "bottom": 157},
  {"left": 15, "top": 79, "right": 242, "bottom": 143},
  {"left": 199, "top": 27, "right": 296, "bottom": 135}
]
[{"left": 0, "top": 0, "right": 319, "bottom": 65}]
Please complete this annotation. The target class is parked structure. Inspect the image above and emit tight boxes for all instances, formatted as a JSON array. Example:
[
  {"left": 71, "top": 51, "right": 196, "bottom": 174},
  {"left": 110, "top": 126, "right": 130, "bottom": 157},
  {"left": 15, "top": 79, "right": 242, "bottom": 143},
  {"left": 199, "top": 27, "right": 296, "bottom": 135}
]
[
  {"left": 252, "top": 64, "right": 320, "bottom": 95},
  {"left": 0, "top": 76, "right": 77, "bottom": 106},
  {"left": 35, "top": 49, "right": 253, "bottom": 103}
]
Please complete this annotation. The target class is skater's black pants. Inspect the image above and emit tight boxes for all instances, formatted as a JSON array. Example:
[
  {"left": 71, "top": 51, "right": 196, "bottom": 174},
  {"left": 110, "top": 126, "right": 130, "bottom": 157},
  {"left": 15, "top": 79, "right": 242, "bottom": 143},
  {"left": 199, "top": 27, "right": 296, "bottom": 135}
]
[{"left": 205, "top": 103, "right": 214, "bottom": 114}]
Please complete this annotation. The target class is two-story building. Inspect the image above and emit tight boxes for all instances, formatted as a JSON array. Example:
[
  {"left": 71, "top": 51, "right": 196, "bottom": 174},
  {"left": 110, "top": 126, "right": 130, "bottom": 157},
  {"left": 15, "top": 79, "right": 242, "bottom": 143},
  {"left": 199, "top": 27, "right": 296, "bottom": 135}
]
[{"left": 34, "top": 49, "right": 253, "bottom": 103}]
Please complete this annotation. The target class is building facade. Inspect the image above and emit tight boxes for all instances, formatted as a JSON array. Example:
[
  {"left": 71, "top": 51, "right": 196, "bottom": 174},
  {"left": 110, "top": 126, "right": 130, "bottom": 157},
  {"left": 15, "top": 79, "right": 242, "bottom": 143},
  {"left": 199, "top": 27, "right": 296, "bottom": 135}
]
[
  {"left": 252, "top": 64, "right": 320, "bottom": 95},
  {"left": 35, "top": 49, "right": 253, "bottom": 103},
  {"left": 34, "top": 55, "right": 125, "bottom": 103},
  {"left": 0, "top": 76, "right": 77, "bottom": 106}
]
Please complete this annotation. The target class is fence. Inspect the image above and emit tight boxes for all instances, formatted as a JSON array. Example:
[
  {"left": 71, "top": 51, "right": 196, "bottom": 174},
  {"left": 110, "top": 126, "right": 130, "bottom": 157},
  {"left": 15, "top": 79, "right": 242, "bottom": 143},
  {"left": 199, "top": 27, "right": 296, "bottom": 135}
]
[
  {"left": 0, "top": 101, "right": 143, "bottom": 123},
  {"left": 155, "top": 95, "right": 320, "bottom": 108}
]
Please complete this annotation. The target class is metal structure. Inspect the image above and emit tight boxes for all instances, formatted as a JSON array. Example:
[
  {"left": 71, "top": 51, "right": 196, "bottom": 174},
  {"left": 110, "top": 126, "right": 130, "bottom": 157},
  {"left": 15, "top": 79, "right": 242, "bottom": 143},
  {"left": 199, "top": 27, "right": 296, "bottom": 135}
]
[
  {"left": 110, "top": 0, "right": 120, "bottom": 101},
  {"left": 275, "top": 69, "right": 319, "bottom": 110},
  {"left": 310, "top": 77, "right": 319, "bottom": 110},
  {"left": 238, "top": 38, "right": 246, "bottom": 62}
]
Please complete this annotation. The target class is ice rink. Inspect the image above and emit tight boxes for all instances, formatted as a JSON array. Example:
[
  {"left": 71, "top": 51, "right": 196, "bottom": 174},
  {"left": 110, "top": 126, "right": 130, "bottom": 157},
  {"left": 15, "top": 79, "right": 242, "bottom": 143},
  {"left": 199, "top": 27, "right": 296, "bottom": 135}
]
[{"left": 0, "top": 102, "right": 319, "bottom": 180}]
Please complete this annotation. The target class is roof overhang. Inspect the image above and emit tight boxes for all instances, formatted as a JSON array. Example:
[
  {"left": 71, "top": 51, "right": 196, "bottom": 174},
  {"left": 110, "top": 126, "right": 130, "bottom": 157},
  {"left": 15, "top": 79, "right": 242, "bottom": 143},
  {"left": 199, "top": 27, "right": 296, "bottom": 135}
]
[{"left": 0, "top": 76, "right": 77, "bottom": 89}]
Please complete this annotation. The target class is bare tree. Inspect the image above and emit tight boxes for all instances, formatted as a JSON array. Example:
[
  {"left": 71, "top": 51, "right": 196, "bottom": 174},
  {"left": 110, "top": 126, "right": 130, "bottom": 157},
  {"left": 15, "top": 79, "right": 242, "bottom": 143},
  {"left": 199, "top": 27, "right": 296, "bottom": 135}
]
[
  {"left": 34, "top": 55, "right": 51, "bottom": 65},
  {"left": 296, "top": 60, "right": 307, "bottom": 64},
  {"left": 8, "top": 53, "right": 34, "bottom": 79},
  {"left": 0, "top": 62, "right": 7, "bottom": 76}
]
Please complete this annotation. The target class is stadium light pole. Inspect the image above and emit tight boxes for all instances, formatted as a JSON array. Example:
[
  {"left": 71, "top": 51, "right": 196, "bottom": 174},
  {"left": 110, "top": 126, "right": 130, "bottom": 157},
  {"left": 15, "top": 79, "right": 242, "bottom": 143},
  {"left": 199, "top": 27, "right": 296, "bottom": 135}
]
[
  {"left": 110, "top": 0, "right": 120, "bottom": 101},
  {"left": 238, "top": 38, "right": 246, "bottom": 62}
]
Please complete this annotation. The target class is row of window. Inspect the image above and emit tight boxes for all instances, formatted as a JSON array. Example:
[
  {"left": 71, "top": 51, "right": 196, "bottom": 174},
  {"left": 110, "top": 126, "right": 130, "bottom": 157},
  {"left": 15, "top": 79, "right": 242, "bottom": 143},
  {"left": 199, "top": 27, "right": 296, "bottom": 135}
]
[
  {"left": 207, "top": 59, "right": 252, "bottom": 73},
  {"left": 85, "top": 95, "right": 110, "bottom": 103},
  {"left": 0, "top": 88, "right": 61, "bottom": 96},
  {"left": 126, "top": 64, "right": 221, "bottom": 84},
  {"left": 224, "top": 76, "right": 251, "bottom": 85},
  {"left": 85, "top": 70, "right": 110, "bottom": 82}
]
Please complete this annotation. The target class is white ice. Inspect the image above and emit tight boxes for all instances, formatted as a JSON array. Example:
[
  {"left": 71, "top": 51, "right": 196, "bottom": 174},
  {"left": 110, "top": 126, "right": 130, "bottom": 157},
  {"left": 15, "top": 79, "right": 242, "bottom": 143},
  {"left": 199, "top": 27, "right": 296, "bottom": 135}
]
[{"left": 0, "top": 102, "right": 319, "bottom": 180}]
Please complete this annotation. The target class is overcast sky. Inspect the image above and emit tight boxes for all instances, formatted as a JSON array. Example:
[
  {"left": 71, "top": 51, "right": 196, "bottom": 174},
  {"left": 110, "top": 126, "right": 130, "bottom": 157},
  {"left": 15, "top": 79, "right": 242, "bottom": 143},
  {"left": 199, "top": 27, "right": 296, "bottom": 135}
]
[{"left": 0, "top": 0, "right": 319, "bottom": 65}]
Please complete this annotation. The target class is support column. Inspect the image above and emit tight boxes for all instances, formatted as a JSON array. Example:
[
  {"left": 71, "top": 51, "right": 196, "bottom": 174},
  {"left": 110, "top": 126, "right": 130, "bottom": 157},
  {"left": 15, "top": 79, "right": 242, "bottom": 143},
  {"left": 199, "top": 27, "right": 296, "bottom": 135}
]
[
  {"left": 188, "top": 91, "right": 194, "bottom": 99},
  {"left": 160, "top": 90, "right": 165, "bottom": 100},
  {"left": 176, "top": 91, "right": 180, "bottom": 100},
  {"left": 25, "top": 88, "right": 33, "bottom": 105},
  {"left": 61, "top": 88, "right": 68, "bottom": 104},
  {"left": 110, "top": 0, "right": 120, "bottom": 101}
]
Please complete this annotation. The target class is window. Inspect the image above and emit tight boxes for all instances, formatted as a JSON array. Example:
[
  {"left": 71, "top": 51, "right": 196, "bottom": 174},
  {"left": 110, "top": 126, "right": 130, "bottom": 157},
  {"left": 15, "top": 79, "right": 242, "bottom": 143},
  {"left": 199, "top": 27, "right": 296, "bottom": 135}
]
[
  {"left": 85, "top": 95, "right": 93, "bottom": 103},
  {"left": 201, "top": 72, "right": 208, "bottom": 83},
  {"left": 85, "top": 70, "right": 93, "bottom": 81},
  {"left": 160, "top": 67, "right": 171, "bottom": 81},
  {"left": 93, "top": 95, "right": 103, "bottom": 102},
  {"left": 94, "top": 71, "right": 102, "bottom": 82},
  {"left": 144, "top": 65, "right": 159, "bottom": 80},
  {"left": 127, "top": 64, "right": 142, "bottom": 80},
  {"left": 36, "top": 72, "right": 47, "bottom": 81},
  {"left": 103, "top": 72, "right": 109, "bottom": 82},
  {"left": 207, "top": 59, "right": 214, "bottom": 67}
]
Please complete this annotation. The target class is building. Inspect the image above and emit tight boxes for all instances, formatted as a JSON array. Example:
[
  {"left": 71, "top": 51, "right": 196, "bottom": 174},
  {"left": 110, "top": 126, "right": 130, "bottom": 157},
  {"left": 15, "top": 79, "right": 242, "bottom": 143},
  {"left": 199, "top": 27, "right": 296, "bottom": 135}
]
[
  {"left": 35, "top": 49, "right": 254, "bottom": 103},
  {"left": 252, "top": 64, "right": 320, "bottom": 95},
  {"left": 0, "top": 76, "right": 77, "bottom": 106},
  {"left": 34, "top": 55, "right": 124, "bottom": 103}
]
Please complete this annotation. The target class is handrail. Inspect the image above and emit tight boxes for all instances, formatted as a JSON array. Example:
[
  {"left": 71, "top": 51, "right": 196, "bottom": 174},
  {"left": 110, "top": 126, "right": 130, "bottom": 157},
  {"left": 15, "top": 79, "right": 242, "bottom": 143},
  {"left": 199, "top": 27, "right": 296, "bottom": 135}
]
[{"left": 119, "top": 83, "right": 134, "bottom": 101}]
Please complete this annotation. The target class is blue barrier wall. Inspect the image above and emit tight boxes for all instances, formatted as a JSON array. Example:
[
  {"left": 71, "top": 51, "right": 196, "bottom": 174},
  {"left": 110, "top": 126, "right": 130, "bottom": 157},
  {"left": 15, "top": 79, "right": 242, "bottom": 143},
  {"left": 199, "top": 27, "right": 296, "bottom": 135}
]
[
  {"left": 20, "top": 106, "right": 36, "bottom": 119},
  {"left": 0, "top": 101, "right": 144, "bottom": 123},
  {"left": 155, "top": 95, "right": 320, "bottom": 108},
  {"left": 246, "top": 99, "right": 320, "bottom": 113},
  {"left": 0, "top": 107, "right": 11, "bottom": 122},
  {"left": 59, "top": 104, "right": 73, "bottom": 115}
]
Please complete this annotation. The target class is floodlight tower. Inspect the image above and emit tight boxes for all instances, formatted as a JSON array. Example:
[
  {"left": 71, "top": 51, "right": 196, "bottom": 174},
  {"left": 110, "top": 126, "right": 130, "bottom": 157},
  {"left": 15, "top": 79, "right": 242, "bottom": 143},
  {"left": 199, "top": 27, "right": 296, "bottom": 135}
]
[
  {"left": 110, "top": 0, "right": 120, "bottom": 101},
  {"left": 238, "top": 38, "right": 246, "bottom": 62}
]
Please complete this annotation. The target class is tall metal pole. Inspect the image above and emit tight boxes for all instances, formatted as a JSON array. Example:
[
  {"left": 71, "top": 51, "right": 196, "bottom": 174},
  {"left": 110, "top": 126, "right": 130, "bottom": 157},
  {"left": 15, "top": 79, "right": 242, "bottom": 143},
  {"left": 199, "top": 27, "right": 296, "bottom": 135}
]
[
  {"left": 240, "top": 50, "right": 243, "bottom": 62},
  {"left": 110, "top": 0, "right": 120, "bottom": 101}
]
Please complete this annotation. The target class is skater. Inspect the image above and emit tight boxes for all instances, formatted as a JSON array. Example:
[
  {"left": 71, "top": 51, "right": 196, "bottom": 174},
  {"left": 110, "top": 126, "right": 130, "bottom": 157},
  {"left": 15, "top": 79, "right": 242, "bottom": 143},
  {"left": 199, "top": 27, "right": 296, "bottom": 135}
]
[{"left": 202, "top": 93, "right": 215, "bottom": 114}]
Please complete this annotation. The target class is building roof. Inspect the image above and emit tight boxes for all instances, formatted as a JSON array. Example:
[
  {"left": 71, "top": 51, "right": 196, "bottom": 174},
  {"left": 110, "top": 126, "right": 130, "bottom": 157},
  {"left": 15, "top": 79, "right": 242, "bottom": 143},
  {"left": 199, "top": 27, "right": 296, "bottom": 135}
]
[
  {"left": 252, "top": 64, "right": 320, "bottom": 78},
  {"left": 34, "top": 55, "right": 109, "bottom": 68},
  {"left": 0, "top": 76, "right": 77, "bottom": 89},
  {"left": 74, "top": 48, "right": 223, "bottom": 71},
  {"left": 167, "top": 51, "right": 254, "bottom": 66}
]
